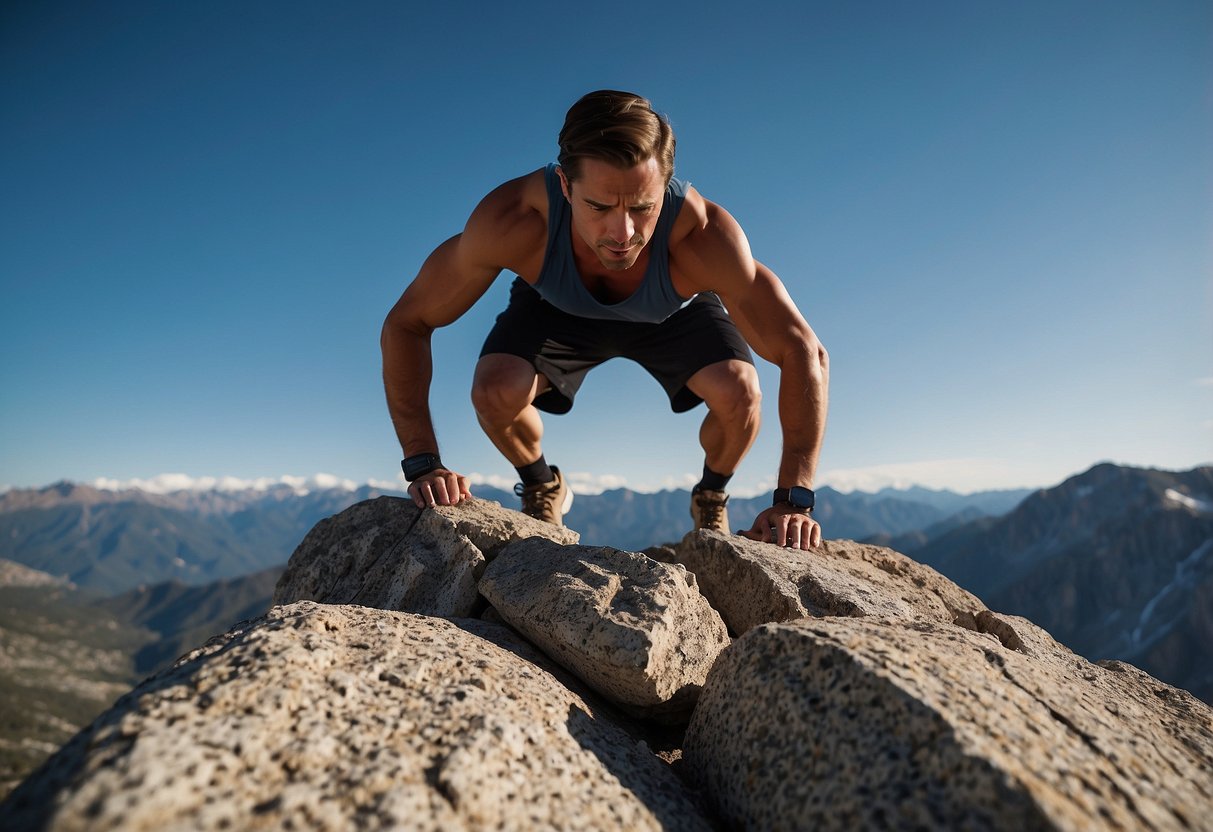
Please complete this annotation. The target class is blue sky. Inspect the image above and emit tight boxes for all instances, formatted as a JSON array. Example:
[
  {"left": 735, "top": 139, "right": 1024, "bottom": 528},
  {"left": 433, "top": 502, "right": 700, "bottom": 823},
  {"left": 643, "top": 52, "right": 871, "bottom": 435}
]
[{"left": 2, "top": 0, "right": 1210, "bottom": 497}]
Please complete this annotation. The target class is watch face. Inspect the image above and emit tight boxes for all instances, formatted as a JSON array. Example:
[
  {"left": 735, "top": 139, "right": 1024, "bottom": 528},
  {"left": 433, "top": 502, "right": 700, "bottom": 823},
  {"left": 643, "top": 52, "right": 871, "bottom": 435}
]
[{"left": 789, "top": 486, "right": 815, "bottom": 509}]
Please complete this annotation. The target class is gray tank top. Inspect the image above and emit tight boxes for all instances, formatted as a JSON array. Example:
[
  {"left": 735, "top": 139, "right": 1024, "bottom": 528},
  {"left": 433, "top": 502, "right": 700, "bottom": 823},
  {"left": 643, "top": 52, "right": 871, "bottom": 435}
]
[{"left": 529, "top": 163, "right": 694, "bottom": 323}]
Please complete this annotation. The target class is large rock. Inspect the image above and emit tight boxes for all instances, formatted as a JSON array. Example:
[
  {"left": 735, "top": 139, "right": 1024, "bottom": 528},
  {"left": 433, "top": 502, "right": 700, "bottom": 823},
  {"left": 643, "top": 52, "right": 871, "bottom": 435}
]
[
  {"left": 674, "top": 531, "right": 998, "bottom": 635},
  {"left": 479, "top": 538, "right": 729, "bottom": 722},
  {"left": 273, "top": 496, "right": 578, "bottom": 615},
  {"left": 1, "top": 602, "right": 711, "bottom": 832},
  {"left": 684, "top": 615, "right": 1213, "bottom": 831}
]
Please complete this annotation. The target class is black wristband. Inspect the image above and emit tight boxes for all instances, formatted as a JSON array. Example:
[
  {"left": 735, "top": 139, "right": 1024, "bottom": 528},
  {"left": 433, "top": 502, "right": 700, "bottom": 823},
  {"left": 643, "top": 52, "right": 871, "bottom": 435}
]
[{"left": 402, "top": 453, "right": 443, "bottom": 482}]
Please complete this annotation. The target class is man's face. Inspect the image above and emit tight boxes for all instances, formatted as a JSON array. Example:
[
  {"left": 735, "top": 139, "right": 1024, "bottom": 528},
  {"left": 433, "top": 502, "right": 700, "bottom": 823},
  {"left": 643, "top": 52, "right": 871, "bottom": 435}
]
[{"left": 557, "top": 157, "right": 666, "bottom": 272}]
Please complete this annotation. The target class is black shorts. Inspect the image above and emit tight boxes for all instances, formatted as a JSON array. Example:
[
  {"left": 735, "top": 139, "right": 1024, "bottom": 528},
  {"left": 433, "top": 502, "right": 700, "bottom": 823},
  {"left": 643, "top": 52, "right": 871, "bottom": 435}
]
[{"left": 480, "top": 278, "right": 754, "bottom": 414}]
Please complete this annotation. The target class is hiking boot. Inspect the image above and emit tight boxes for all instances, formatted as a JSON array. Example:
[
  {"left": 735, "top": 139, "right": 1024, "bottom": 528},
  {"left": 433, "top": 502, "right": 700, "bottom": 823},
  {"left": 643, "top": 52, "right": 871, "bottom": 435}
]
[
  {"left": 691, "top": 487, "right": 729, "bottom": 532},
  {"left": 514, "top": 466, "right": 573, "bottom": 526}
]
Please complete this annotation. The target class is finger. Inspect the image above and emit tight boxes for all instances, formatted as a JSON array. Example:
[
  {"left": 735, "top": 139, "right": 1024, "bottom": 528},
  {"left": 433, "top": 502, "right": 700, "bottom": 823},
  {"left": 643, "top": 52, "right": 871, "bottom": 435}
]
[
  {"left": 772, "top": 517, "right": 789, "bottom": 546},
  {"left": 786, "top": 519, "right": 805, "bottom": 550},
  {"left": 408, "top": 483, "right": 426, "bottom": 509},
  {"left": 458, "top": 475, "right": 472, "bottom": 501},
  {"left": 420, "top": 481, "right": 438, "bottom": 508},
  {"left": 431, "top": 477, "right": 451, "bottom": 506},
  {"left": 809, "top": 521, "right": 822, "bottom": 549},
  {"left": 788, "top": 525, "right": 802, "bottom": 549}
]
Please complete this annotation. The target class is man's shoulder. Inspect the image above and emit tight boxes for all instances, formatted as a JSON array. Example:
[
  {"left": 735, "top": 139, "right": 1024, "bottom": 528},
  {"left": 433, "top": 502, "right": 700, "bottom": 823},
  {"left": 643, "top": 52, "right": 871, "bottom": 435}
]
[
  {"left": 670, "top": 187, "right": 746, "bottom": 257},
  {"left": 477, "top": 167, "right": 548, "bottom": 218},
  {"left": 667, "top": 186, "right": 755, "bottom": 295},
  {"left": 462, "top": 168, "right": 550, "bottom": 271}
]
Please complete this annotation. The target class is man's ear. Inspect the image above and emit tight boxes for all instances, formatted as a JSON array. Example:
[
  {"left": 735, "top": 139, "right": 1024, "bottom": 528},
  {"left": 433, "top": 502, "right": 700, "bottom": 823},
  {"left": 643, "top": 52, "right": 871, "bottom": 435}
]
[{"left": 555, "top": 165, "right": 572, "bottom": 202}]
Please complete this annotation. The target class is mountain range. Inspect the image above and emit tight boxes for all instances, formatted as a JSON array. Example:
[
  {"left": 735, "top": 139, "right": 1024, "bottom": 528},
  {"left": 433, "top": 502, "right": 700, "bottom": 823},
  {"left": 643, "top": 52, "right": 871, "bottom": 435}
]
[
  {"left": 0, "top": 481, "right": 397, "bottom": 594},
  {"left": 0, "top": 479, "right": 1030, "bottom": 594}
]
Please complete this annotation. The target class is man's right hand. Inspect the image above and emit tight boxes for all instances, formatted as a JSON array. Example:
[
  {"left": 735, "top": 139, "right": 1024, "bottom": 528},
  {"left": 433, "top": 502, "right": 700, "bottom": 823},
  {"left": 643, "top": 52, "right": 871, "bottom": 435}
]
[{"left": 408, "top": 469, "right": 472, "bottom": 508}]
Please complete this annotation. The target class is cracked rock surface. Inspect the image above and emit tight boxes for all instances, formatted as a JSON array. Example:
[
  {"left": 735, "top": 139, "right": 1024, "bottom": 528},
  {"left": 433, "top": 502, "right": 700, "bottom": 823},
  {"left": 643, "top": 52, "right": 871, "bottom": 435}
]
[
  {"left": 272, "top": 496, "right": 578, "bottom": 614},
  {"left": 674, "top": 531, "right": 995, "bottom": 635},
  {"left": 0, "top": 602, "right": 710, "bottom": 832},
  {"left": 480, "top": 538, "right": 729, "bottom": 721},
  {"left": 684, "top": 616, "right": 1213, "bottom": 831}
]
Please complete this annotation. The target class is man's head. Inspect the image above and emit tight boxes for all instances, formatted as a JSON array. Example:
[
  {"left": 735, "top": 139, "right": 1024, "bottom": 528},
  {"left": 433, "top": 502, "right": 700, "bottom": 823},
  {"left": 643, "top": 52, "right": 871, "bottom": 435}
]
[{"left": 557, "top": 90, "right": 676, "bottom": 185}]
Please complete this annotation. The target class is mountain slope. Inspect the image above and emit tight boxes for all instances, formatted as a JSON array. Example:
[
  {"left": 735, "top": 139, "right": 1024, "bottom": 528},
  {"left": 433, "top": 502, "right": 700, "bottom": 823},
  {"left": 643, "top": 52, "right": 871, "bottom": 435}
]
[
  {"left": 96, "top": 567, "right": 283, "bottom": 673},
  {"left": 0, "top": 580, "right": 153, "bottom": 796},
  {"left": 0, "top": 565, "right": 282, "bottom": 797},
  {"left": 915, "top": 463, "right": 1213, "bottom": 703},
  {"left": 0, "top": 483, "right": 395, "bottom": 594}
]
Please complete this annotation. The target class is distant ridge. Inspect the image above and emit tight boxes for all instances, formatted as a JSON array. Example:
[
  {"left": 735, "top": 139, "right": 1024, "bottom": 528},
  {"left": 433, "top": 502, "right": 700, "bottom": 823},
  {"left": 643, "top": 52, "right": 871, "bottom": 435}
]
[
  {"left": 914, "top": 462, "right": 1213, "bottom": 703},
  {"left": 0, "top": 478, "right": 1030, "bottom": 593},
  {"left": 0, "top": 482, "right": 399, "bottom": 593}
]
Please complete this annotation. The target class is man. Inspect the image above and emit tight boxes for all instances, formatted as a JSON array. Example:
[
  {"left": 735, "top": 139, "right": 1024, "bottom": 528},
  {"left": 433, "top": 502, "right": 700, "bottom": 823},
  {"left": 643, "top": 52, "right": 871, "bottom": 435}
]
[{"left": 382, "top": 90, "right": 828, "bottom": 549}]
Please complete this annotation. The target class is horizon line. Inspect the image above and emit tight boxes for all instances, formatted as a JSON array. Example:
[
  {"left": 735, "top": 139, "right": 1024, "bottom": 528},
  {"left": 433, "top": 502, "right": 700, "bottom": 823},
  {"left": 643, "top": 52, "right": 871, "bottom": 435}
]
[{"left": 5, "top": 460, "right": 1209, "bottom": 500}]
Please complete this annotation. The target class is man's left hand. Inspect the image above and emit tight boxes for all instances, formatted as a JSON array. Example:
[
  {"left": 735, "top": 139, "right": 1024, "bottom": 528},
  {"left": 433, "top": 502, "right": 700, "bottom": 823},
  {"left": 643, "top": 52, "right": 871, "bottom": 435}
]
[{"left": 740, "top": 504, "right": 821, "bottom": 550}]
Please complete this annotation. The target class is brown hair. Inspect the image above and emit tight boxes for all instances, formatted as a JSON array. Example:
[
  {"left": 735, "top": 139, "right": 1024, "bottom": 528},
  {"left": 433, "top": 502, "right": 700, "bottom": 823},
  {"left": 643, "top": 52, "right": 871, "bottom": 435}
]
[{"left": 557, "top": 90, "right": 676, "bottom": 184}]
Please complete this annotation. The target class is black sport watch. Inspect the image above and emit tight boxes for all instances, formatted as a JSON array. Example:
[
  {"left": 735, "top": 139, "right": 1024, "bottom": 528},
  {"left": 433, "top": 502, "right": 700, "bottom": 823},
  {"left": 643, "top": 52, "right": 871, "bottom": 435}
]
[
  {"left": 402, "top": 453, "right": 443, "bottom": 482},
  {"left": 773, "top": 486, "right": 815, "bottom": 512}
]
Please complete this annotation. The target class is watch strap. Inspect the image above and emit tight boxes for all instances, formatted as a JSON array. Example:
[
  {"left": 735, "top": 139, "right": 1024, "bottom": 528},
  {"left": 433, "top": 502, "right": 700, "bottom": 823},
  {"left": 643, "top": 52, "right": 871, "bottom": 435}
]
[{"left": 402, "top": 453, "right": 443, "bottom": 482}]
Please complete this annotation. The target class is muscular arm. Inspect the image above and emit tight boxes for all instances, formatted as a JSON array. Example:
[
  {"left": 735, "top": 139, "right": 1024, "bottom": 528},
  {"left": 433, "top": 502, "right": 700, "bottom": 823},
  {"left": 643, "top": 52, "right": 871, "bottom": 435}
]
[
  {"left": 381, "top": 172, "right": 545, "bottom": 505},
  {"left": 381, "top": 233, "right": 499, "bottom": 458},
  {"left": 675, "top": 195, "right": 830, "bottom": 545},
  {"left": 727, "top": 260, "right": 830, "bottom": 489}
]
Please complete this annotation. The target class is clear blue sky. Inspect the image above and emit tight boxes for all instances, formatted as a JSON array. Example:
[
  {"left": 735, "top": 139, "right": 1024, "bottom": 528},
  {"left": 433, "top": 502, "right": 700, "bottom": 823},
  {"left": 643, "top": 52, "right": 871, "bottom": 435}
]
[{"left": 2, "top": 0, "right": 1210, "bottom": 496}]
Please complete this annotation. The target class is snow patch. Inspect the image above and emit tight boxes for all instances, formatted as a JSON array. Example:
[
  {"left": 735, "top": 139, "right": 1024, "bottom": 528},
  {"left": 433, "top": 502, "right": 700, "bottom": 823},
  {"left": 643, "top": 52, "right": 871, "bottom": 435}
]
[
  {"left": 1164, "top": 488, "right": 1213, "bottom": 514},
  {"left": 1131, "top": 539, "right": 1213, "bottom": 648}
]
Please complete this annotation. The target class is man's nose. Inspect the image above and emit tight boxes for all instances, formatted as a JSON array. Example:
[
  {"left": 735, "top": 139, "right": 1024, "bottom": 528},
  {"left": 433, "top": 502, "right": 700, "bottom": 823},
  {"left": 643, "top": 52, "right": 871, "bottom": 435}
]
[{"left": 608, "top": 211, "right": 634, "bottom": 243}]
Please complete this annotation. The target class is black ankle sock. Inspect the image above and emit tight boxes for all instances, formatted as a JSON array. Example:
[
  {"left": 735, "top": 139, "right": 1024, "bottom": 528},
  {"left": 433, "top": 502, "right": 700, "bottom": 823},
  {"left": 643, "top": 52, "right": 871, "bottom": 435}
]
[
  {"left": 695, "top": 464, "right": 731, "bottom": 493},
  {"left": 516, "top": 456, "right": 555, "bottom": 486}
]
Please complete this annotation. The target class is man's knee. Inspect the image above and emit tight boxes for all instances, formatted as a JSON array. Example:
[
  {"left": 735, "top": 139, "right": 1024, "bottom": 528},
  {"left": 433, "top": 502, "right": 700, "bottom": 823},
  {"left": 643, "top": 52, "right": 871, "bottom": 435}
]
[
  {"left": 471, "top": 354, "right": 543, "bottom": 419},
  {"left": 692, "top": 360, "right": 762, "bottom": 422}
]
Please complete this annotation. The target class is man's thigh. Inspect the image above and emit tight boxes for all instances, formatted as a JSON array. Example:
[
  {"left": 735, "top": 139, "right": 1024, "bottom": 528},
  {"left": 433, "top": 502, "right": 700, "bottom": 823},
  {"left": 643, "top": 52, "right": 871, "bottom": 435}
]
[
  {"left": 622, "top": 294, "right": 754, "bottom": 413},
  {"left": 480, "top": 279, "right": 619, "bottom": 414}
]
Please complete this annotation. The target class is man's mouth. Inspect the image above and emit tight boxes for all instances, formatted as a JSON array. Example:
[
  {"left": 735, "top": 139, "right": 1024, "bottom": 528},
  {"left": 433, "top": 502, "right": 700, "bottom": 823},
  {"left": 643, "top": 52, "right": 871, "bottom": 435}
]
[{"left": 602, "top": 241, "right": 640, "bottom": 258}]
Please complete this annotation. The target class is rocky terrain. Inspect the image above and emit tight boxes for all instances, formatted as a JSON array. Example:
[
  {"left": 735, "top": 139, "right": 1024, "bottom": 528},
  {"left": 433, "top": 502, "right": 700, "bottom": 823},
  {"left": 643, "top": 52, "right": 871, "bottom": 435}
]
[
  {"left": 0, "top": 477, "right": 1027, "bottom": 799},
  {"left": 2, "top": 495, "right": 1210, "bottom": 830}
]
